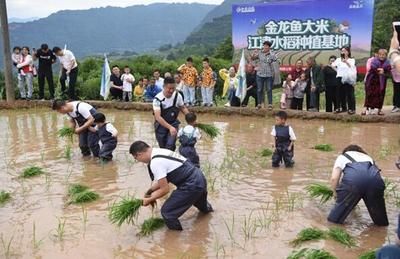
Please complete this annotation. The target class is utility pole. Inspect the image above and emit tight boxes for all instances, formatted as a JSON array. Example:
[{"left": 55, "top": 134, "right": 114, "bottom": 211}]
[{"left": 0, "top": 0, "right": 15, "bottom": 102}]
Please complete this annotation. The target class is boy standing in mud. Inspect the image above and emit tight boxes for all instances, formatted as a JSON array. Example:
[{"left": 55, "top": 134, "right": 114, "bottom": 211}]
[
  {"left": 271, "top": 111, "right": 296, "bottom": 167},
  {"left": 178, "top": 112, "right": 201, "bottom": 168}
]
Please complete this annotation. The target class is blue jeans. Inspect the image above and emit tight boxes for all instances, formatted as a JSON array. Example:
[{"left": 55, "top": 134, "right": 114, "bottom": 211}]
[
  {"left": 256, "top": 76, "right": 273, "bottom": 106},
  {"left": 376, "top": 245, "right": 400, "bottom": 259},
  {"left": 183, "top": 85, "right": 195, "bottom": 105}
]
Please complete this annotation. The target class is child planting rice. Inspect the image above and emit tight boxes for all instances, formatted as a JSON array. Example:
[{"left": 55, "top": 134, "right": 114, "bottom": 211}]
[
  {"left": 178, "top": 112, "right": 201, "bottom": 168},
  {"left": 90, "top": 112, "right": 118, "bottom": 162},
  {"left": 271, "top": 111, "right": 296, "bottom": 168}
]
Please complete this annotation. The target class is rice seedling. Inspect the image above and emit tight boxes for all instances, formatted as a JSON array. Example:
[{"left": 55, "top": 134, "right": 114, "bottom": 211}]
[
  {"left": 260, "top": 148, "right": 273, "bottom": 157},
  {"left": 109, "top": 196, "right": 143, "bottom": 226},
  {"left": 196, "top": 123, "right": 220, "bottom": 139},
  {"left": 138, "top": 217, "right": 165, "bottom": 236},
  {"left": 69, "top": 190, "right": 99, "bottom": 204},
  {"left": 32, "top": 222, "right": 44, "bottom": 250},
  {"left": 64, "top": 144, "right": 72, "bottom": 160},
  {"left": 359, "top": 250, "right": 376, "bottom": 259},
  {"left": 68, "top": 184, "right": 89, "bottom": 195},
  {"left": 54, "top": 217, "right": 66, "bottom": 241},
  {"left": 241, "top": 210, "right": 258, "bottom": 241},
  {"left": 327, "top": 227, "right": 356, "bottom": 247},
  {"left": 1, "top": 233, "right": 15, "bottom": 259},
  {"left": 58, "top": 127, "right": 75, "bottom": 142},
  {"left": 0, "top": 191, "right": 11, "bottom": 205},
  {"left": 305, "top": 183, "right": 333, "bottom": 204},
  {"left": 287, "top": 248, "right": 336, "bottom": 259},
  {"left": 290, "top": 227, "right": 326, "bottom": 246},
  {"left": 21, "top": 166, "right": 45, "bottom": 178},
  {"left": 314, "top": 144, "right": 333, "bottom": 152}
]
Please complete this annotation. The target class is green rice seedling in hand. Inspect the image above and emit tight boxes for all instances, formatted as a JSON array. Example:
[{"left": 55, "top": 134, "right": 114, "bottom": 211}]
[
  {"left": 109, "top": 196, "right": 143, "bottom": 226},
  {"left": 196, "top": 123, "right": 220, "bottom": 139},
  {"left": 0, "top": 191, "right": 11, "bottom": 205},
  {"left": 305, "top": 183, "right": 334, "bottom": 204},
  {"left": 21, "top": 166, "right": 45, "bottom": 178},
  {"left": 314, "top": 144, "right": 334, "bottom": 152},
  {"left": 359, "top": 250, "right": 376, "bottom": 259},
  {"left": 58, "top": 127, "right": 75, "bottom": 142},
  {"left": 261, "top": 148, "right": 273, "bottom": 157},
  {"left": 287, "top": 248, "right": 336, "bottom": 259},
  {"left": 327, "top": 227, "right": 356, "bottom": 247},
  {"left": 290, "top": 227, "right": 326, "bottom": 246},
  {"left": 139, "top": 217, "right": 165, "bottom": 236}
]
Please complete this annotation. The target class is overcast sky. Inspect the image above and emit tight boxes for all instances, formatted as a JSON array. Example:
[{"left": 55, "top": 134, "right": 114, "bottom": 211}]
[{"left": 6, "top": 0, "right": 223, "bottom": 19}]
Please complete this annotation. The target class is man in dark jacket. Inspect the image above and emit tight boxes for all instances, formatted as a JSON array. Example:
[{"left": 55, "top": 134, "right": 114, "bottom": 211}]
[
  {"left": 33, "top": 44, "right": 56, "bottom": 100},
  {"left": 305, "top": 57, "right": 324, "bottom": 111},
  {"left": 242, "top": 64, "right": 258, "bottom": 107}
]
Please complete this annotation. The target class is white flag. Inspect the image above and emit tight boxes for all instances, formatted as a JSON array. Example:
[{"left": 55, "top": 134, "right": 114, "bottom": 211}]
[
  {"left": 235, "top": 49, "right": 247, "bottom": 102},
  {"left": 100, "top": 55, "right": 111, "bottom": 100}
]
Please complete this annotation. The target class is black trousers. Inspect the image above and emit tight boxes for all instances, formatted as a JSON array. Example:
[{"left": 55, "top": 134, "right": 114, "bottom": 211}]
[
  {"left": 325, "top": 84, "right": 337, "bottom": 112},
  {"left": 110, "top": 87, "right": 123, "bottom": 100},
  {"left": 344, "top": 82, "right": 356, "bottom": 111},
  {"left": 291, "top": 97, "right": 304, "bottom": 110},
  {"left": 305, "top": 88, "right": 320, "bottom": 111},
  {"left": 241, "top": 87, "right": 258, "bottom": 106},
  {"left": 60, "top": 67, "right": 78, "bottom": 100},
  {"left": 335, "top": 78, "right": 347, "bottom": 111},
  {"left": 38, "top": 69, "right": 54, "bottom": 99},
  {"left": 393, "top": 81, "right": 400, "bottom": 108},
  {"left": 272, "top": 146, "right": 294, "bottom": 167}
]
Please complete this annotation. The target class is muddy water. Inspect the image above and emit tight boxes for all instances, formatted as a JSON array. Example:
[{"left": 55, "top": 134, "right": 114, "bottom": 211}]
[{"left": 0, "top": 109, "right": 399, "bottom": 259}]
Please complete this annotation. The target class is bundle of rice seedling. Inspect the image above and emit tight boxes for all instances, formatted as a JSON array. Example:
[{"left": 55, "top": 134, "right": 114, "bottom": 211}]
[
  {"left": 359, "top": 250, "right": 376, "bottom": 259},
  {"left": 21, "top": 166, "right": 45, "bottom": 178},
  {"left": 314, "top": 144, "right": 333, "bottom": 152},
  {"left": 327, "top": 227, "right": 356, "bottom": 247},
  {"left": 139, "top": 217, "right": 165, "bottom": 236},
  {"left": 305, "top": 183, "right": 334, "bottom": 204},
  {"left": 109, "top": 196, "right": 143, "bottom": 226},
  {"left": 0, "top": 191, "right": 11, "bottom": 205},
  {"left": 68, "top": 184, "right": 99, "bottom": 204},
  {"left": 260, "top": 148, "right": 273, "bottom": 157},
  {"left": 196, "top": 123, "right": 220, "bottom": 139},
  {"left": 58, "top": 127, "right": 75, "bottom": 141},
  {"left": 290, "top": 227, "right": 326, "bottom": 246},
  {"left": 287, "top": 248, "right": 336, "bottom": 259}
]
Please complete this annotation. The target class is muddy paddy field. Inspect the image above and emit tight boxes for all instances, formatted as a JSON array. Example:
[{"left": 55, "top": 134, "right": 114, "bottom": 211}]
[{"left": 0, "top": 108, "right": 399, "bottom": 259}]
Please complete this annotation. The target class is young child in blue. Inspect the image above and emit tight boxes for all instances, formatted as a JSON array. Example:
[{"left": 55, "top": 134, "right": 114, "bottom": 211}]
[
  {"left": 90, "top": 113, "right": 118, "bottom": 162},
  {"left": 271, "top": 111, "right": 296, "bottom": 167},
  {"left": 178, "top": 112, "right": 201, "bottom": 168}
]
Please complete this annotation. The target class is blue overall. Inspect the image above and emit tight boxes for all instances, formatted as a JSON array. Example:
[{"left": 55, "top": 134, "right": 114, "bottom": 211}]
[
  {"left": 148, "top": 155, "right": 213, "bottom": 230},
  {"left": 69, "top": 102, "right": 100, "bottom": 157},
  {"left": 376, "top": 214, "right": 400, "bottom": 258},
  {"left": 154, "top": 93, "right": 180, "bottom": 151},
  {"left": 97, "top": 123, "right": 117, "bottom": 160},
  {"left": 272, "top": 125, "right": 294, "bottom": 167},
  {"left": 178, "top": 129, "right": 200, "bottom": 168},
  {"left": 328, "top": 153, "right": 388, "bottom": 226}
]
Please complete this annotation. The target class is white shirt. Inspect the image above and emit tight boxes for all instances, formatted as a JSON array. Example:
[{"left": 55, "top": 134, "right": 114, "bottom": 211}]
[
  {"left": 59, "top": 50, "right": 77, "bottom": 70},
  {"left": 178, "top": 125, "right": 201, "bottom": 140},
  {"left": 16, "top": 54, "right": 33, "bottom": 68},
  {"left": 153, "top": 91, "right": 184, "bottom": 111},
  {"left": 332, "top": 58, "right": 356, "bottom": 77},
  {"left": 271, "top": 125, "right": 296, "bottom": 141},
  {"left": 95, "top": 123, "right": 118, "bottom": 136},
  {"left": 155, "top": 77, "right": 164, "bottom": 89},
  {"left": 121, "top": 73, "right": 135, "bottom": 92},
  {"left": 150, "top": 148, "right": 187, "bottom": 181},
  {"left": 176, "top": 81, "right": 184, "bottom": 91},
  {"left": 333, "top": 151, "right": 374, "bottom": 170},
  {"left": 67, "top": 101, "right": 94, "bottom": 119}
]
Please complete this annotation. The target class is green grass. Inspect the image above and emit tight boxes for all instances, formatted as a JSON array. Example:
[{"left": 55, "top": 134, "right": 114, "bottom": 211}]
[
  {"left": 139, "top": 217, "right": 165, "bottom": 236},
  {"left": 58, "top": 127, "right": 75, "bottom": 141},
  {"left": 68, "top": 184, "right": 89, "bottom": 195},
  {"left": 305, "top": 183, "right": 334, "bottom": 204},
  {"left": 0, "top": 191, "right": 11, "bottom": 205},
  {"left": 327, "top": 227, "right": 356, "bottom": 248},
  {"left": 290, "top": 227, "right": 326, "bottom": 246},
  {"left": 314, "top": 144, "right": 334, "bottom": 152},
  {"left": 21, "top": 166, "right": 45, "bottom": 178},
  {"left": 196, "top": 123, "right": 220, "bottom": 139},
  {"left": 260, "top": 148, "right": 273, "bottom": 157},
  {"left": 359, "top": 250, "right": 376, "bottom": 259},
  {"left": 109, "top": 196, "right": 143, "bottom": 226},
  {"left": 287, "top": 248, "right": 337, "bottom": 259},
  {"left": 68, "top": 184, "right": 99, "bottom": 204}
]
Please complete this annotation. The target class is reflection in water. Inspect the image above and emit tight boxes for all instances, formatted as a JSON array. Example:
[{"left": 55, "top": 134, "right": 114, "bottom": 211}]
[{"left": 0, "top": 109, "right": 399, "bottom": 258}]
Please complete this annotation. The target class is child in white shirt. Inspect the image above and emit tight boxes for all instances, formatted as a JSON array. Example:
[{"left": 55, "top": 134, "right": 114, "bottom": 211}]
[
  {"left": 178, "top": 112, "right": 201, "bottom": 167},
  {"left": 280, "top": 74, "right": 295, "bottom": 109},
  {"left": 121, "top": 66, "right": 135, "bottom": 102}
]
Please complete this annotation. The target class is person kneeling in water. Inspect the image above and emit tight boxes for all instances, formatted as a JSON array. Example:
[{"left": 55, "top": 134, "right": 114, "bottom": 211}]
[{"left": 130, "top": 141, "right": 213, "bottom": 230}]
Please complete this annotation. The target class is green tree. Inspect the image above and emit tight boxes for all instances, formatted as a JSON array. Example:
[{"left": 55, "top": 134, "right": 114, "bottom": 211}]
[
  {"left": 214, "top": 36, "right": 233, "bottom": 60},
  {"left": 371, "top": 0, "right": 399, "bottom": 51}
]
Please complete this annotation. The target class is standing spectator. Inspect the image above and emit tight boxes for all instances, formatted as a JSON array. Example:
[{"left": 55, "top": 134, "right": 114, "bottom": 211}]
[
  {"left": 305, "top": 57, "right": 324, "bottom": 112},
  {"left": 322, "top": 55, "right": 338, "bottom": 112},
  {"left": 200, "top": 57, "right": 215, "bottom": 106},
  {"left": 251, "top": 41, "right": 278, "bottom": 110},
  {"left": 153, "top": 69, "right": 164, "bottom": 89},
  {"left": 242, "top": 64, "right": 258, "bottom": 107},
  {"left": 33, "top": 44, "right": 56, "bottom": 100},
  {"left": 291, "top": 72, "right": 307, "bottom": 110},
  {"left": 280, "top": 74, "right": 295, "bottom": 109},
  {"left": 291, "top": 59, "right": 304, "bottom": 80},
  {"left": 389, "top": 24, "right": 400, "bottom": 112},
  {"left": 362, "top": 49, "right": 392, "bottom": 115},
  {"left": 16, "top": 46, "right": 34, "bottom": 100},
  {"left": 121, "top": 66, "right": 135, "bottom": 102},
  {"left": 178, "top": 57, "right": 198, "bottom": 106},
  {"left": 53, "top": 46, "right": 78, "bottom": 100},
  {"left": 220, "top": 67, "right": 240, "bottom": 107},
  {"left": 134, "top": 78, "right": 145, "bottom": 100},
  {"left": 174, "top": 73, "right": 184, "bottom": 92},
  {"left": 11, "top": 46, "right": 22, "bottom": 77},
  {"left": 144, "top": 77, "right": 161, "bottom": 102},
  {"left": 332, "top": 47, "right": 357, "bottom": 114},
  {"left": 109, "top": 65, "right": 123, "bottom": 100},
  {"left": 364, "top": 50, "right": 378, "bottom": 83}
]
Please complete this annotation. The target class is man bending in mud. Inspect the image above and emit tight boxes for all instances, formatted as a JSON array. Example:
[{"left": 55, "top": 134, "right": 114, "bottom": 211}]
[
  {"left": 129, "top": 140, "right": 213, "bottom": 230},
  {"left": 52, "top": 99, "right": 99, "bottom": 157}
]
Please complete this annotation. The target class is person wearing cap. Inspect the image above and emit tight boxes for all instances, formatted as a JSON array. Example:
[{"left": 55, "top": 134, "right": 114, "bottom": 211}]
[
  {"left": 33, "top": 44, "right": 56, "bottom": 100},
  {"left": 90, "top": 112, "right": 118, "bottom": 162}
]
